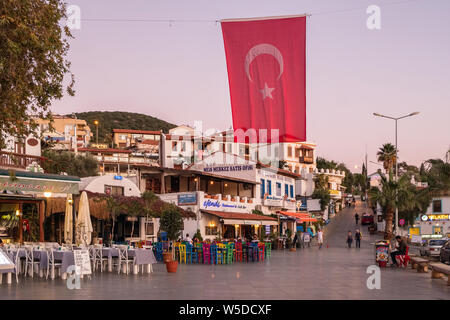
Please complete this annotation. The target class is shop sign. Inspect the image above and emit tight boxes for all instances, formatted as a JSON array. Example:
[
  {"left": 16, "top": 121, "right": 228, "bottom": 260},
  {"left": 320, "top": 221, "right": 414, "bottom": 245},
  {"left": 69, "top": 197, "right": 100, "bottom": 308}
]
[
  {"left": 0, "top": 176, "right": 79, "bottom": 194},
  {"left": 421, "top": 214, "right": 449, "bottom": 221},
  {"left": 178, "top": 193, "right": 197, "bottom": 206},
  {"left": 202, "top": 199, "right": 247, "bottom": 210},
  {"left": 203, "top": 164, "right": 254, "bottom": 173},
  {"left": 73, "top": 249, "right": 92, "bottom": 275}
]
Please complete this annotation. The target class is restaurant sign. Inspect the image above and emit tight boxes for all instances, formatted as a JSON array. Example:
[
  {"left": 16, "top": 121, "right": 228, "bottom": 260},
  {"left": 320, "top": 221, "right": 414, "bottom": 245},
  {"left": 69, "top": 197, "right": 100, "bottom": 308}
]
[
  {"left": 0, "top": 176, "right": 79, "bottom": 194},
  {"left": 178, "top": 193, "right": 197, "bottom": 206},
  {"left": 201, "top": 199, "right": 247, "bottom": 210},
  {"left": 421, "top": 214, "right": 449, "bottom": 221}
]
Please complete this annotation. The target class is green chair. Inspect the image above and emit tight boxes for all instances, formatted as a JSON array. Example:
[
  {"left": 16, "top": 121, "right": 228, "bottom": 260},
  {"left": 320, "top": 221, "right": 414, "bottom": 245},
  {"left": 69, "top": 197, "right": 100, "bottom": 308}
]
[
  {"left": 225, "top": 243, "right": 234, "bottom": 264},
  {"left": 264, "top": 242, "right": 272, "bottom": 259}
]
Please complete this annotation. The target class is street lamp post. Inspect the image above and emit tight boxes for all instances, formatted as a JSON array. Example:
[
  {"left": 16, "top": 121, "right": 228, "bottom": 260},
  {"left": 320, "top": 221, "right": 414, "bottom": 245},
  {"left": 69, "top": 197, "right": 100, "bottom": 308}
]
[
  {"left": 373, "top": 111, "right": 420, "bottom": 236},
  {"left": 94, "top": 120, "right": 99, "bottom": 144}
]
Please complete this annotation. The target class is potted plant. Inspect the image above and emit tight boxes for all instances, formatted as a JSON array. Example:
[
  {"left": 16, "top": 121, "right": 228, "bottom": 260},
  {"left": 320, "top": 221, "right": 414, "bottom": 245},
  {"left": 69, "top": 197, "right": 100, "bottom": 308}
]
[{"left": 159, "top": 204, "right": 184, "bottom": 273}]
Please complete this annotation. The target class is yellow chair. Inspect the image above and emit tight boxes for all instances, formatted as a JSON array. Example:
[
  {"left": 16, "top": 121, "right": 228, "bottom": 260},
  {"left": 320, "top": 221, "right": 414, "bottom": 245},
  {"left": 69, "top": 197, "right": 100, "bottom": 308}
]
[
  {"left": 217, "top": 243, "right": 226, "bottom": 264},
  {"left": 179, "top": 244, "right": 187, "bottom": 263}
]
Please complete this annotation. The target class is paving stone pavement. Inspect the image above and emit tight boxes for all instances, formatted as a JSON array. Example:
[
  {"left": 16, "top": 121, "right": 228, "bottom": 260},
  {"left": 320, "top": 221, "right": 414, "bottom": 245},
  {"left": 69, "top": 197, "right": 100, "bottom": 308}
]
[{"left": 1, "top": 202, "right": 449, "bottom": 300}]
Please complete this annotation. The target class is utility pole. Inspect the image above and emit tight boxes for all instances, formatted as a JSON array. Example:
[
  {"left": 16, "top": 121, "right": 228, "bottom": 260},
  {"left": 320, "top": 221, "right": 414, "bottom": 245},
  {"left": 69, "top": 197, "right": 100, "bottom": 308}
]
[{"left": 373, "top": 112, "right": 420, "bottom": 236}]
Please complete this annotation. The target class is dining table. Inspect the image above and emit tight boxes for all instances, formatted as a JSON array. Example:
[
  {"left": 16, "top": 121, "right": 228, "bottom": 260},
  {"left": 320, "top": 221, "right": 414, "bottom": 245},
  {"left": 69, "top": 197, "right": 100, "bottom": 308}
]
[{"left": 102, "top": 247, "right": 156, "bottom": 274}]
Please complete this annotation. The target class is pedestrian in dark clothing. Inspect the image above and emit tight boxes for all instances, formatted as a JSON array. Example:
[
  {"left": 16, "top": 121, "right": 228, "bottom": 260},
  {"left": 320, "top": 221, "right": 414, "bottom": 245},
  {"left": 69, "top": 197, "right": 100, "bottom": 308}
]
[
  {"left": 346, "top": 231, "right": 353, "bottom": 248},
  {"left": 293, "top": 232, "right": 298, "bottom": 248},
  {"left": 355, "top": 229, "right": 362, "bottom": 248},
  {"left": 354, "top": 213, "right": 359, "bottom": 225},
  {"left": 390, "top": 236, "right": 407, "bottom": 266}
]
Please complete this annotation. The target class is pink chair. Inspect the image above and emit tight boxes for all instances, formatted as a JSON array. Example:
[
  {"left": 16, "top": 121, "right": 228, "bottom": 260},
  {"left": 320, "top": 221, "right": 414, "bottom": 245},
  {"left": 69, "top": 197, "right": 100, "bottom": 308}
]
[{"left": 202, "top": 243, "right": 211, "bottom": 264}]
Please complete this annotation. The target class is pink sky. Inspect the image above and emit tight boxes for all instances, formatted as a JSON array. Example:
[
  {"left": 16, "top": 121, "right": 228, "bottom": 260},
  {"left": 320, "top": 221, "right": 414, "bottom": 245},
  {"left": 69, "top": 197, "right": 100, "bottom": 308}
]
[{"left": 52, "top": 0, "right": 450, "bottom": 173}]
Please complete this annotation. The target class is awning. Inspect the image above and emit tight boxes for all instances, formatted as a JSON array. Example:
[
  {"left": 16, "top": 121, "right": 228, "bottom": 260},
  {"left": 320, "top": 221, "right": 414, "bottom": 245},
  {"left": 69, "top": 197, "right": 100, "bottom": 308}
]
[
  {"left": 297, "top": 217, "right": 318, "bottom": 223},
  {"left": 278, "top": 211, "right": 311, "bottom": 219},
  {"left": 0, "top": 169, "right": 80, "bottom": 194},
  {"left": 261, "top": 220, "right": 278, "bottom": 226},
  {"left": 244, "top": 220, "right": 261, "bottom": 225},
  {"left": 223, "top": 219, "right": 244, "bottom": 225},
  {"left": 201, "top": 210, "right": 277, "bottom": 224}
]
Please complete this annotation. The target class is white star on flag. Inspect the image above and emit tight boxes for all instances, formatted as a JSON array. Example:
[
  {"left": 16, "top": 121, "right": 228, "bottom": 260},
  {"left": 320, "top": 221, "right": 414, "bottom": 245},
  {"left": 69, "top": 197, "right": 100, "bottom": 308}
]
[{"left": 259, "top": 82, "right": 275, "bottom": 99}]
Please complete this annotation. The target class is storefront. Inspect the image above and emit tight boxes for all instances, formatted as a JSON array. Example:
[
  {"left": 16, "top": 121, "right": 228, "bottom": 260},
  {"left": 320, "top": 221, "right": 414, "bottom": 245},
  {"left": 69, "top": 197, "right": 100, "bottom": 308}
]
[
  {"left": 200, "top": 210, "right": 278, "bottom": 241},
  {"left": 0, "top": 169, "right": 80, "bottom": 243}
]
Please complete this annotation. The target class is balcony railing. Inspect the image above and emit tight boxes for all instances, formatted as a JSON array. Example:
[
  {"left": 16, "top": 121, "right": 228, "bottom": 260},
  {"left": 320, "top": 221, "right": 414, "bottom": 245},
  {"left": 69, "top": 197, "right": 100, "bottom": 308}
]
[
  {"left": 0, "top": 151, "right": 46, "bottom": 170},
  {"left": 299, "top": 156, "right": 314, "bottom": 164}
]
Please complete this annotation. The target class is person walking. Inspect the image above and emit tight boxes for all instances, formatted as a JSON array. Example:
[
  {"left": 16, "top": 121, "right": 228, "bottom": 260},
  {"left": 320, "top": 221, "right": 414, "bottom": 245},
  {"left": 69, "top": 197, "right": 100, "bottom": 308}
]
[
  {"left": 317, "top": 229, "right": 324, "bottom": 249},
  {"left": 354, "top": 212, "right": 359, "bottom": 225},
  {"left": 355, "top": 229, "right": 362, "bottom": 248},
  {"left": 346, "top": 231, "right": 353, "bottom": 248}
]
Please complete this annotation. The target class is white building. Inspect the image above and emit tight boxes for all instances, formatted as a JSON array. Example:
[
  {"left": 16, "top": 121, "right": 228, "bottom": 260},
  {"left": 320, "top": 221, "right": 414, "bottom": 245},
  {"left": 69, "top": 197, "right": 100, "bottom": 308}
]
[{"left": 409, "top": 192, "right": 450, "bottom": 240}]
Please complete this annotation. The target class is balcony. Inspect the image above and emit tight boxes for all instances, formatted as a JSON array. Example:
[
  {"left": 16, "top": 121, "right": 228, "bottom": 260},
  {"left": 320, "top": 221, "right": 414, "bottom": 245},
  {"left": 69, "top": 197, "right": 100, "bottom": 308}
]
[
  {"left": 0, "top": 151, "right": 46, "bottom": 171},
  {"left": 299, "top": 156, "right": 314, "bottom": 164}
]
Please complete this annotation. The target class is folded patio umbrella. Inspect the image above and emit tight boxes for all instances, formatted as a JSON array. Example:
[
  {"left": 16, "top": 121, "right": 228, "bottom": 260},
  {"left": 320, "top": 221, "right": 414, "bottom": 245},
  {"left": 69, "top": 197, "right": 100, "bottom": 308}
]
[
  {"left": 64, "top": 194, "right": 73, "bottom": 244},
  {"left": 76, "top": 191, "right": 93, "bottom": 246}
]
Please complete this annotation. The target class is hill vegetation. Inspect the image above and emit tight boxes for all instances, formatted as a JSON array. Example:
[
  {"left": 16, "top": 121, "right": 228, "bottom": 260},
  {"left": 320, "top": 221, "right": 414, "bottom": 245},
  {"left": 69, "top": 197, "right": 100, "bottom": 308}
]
[{"left": 72, "top": 111, "right": 177, "bottom": 145}]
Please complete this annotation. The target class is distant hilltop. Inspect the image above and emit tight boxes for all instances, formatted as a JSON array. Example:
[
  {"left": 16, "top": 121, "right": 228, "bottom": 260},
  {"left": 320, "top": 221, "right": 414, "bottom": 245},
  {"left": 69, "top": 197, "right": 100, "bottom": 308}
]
[{"left": 71, "top": 111, "right": 177, "bottom": 143}]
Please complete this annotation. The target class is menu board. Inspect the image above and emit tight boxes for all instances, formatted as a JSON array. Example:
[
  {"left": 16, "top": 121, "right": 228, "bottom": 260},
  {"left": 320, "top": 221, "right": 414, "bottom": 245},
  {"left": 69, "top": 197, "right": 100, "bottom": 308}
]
[
  {"left": 73, "top": 249, "right": 92, "bottom": 275},
  {"left": 0, "top": 250, "right": 14, "bottom": 271}
]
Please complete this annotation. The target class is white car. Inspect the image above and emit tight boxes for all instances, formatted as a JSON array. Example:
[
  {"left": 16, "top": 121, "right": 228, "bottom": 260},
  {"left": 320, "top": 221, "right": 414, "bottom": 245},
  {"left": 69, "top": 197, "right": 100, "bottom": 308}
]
[{"left": 420, "top": 239, "right": 448, "bottom": 257}]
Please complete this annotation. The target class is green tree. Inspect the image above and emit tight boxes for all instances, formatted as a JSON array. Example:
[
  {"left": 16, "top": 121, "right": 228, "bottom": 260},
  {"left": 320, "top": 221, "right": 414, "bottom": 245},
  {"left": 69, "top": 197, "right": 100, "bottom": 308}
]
[
  {"left": 0, "top": 0, "right": 74, "bottom": 148},
  {"left": 159, "top": 204, "right": 184, "bottom": 242},
  {"left": 377, "top": 143, "right": 397, "bottom": 174},
  {"left": 369, "top": 170, "right": 425, "bottom": 239},
  {"left": 312, "top": 174, "right": 331, "bottom": 211},
  {"left": 42, "top": 150, "right": 98, "bottom": 177}
]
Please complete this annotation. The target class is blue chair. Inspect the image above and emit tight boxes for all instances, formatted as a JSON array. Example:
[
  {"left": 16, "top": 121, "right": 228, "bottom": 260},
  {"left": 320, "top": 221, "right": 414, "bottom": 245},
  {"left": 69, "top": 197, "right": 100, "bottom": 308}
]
[
  {"left": 186, "top": 244, "right": 197, "bottom": 264},
  {"left": 210, "top": 244, "right": 218, "bottom": 265}
]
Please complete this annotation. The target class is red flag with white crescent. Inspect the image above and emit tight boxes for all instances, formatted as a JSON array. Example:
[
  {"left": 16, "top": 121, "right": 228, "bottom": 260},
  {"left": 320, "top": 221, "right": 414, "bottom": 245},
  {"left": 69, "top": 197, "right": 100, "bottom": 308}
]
[{"left": 221, "top": 16, "right": 307, "bottom": 143}]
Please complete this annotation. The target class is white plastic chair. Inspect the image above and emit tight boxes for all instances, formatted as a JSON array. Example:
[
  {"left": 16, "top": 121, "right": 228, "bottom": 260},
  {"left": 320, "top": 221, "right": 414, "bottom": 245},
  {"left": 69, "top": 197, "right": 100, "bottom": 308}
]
[
  {"left": 45, "top": 248, "right": 62, "bottom": 280},
  {"left": 94, "top": 247, "right": 108, "bottom": 272},
  {"left": 118, "top": 246, "right": 134, "bottom": 275},
  {"left": 24, "top": 246, "right": 39, "bottom": 278}
]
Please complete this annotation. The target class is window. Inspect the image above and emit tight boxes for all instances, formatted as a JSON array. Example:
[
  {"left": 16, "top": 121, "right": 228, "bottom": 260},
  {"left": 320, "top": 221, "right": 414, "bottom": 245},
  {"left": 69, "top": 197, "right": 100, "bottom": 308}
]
[
  {"left": 145, "top": 221, "right": 154, "bottom": 236},
  {"left": 260, "top": 179, "right": 265, "bottom": 198},
  {"left": 227, "top": 143, "right": 232, "bottom": 153},
  {"left": 119, "top": 135, "right": 127, "bottom": 141},
  {"left": 295, "top": 148, "right": 300, "bottom": 158},
  {"left": 290, "top": 185, "right": 294, "bottom": 198},
  {"left": 239, "top": 144, "right": 245, "bottom": 156},
  {"left": 432, "top": 200, "right": 442, "bottom": 213},
  {"left": 287, "top": 146, "right": 292, "bottom": 157},
  {"left": 276, "top": 182, "right": 282, "bottom": 196},
  {"left": 104, "top": 185, "right": 124, "bottom": 196},
  {"left": 267, "top": 180, "right": 272, "bottom": 195},
  {"left": 172, "top": 141, "right": 178, "bottom": 152},
  {"left": 205, "top": 226, "right": 218, "bottom": 236},
  {"left": 285, "top": 184, "right": 289, "bottom": 196},
  {"left": 181, "top": 141, "right": 186, "bottom": 152}
]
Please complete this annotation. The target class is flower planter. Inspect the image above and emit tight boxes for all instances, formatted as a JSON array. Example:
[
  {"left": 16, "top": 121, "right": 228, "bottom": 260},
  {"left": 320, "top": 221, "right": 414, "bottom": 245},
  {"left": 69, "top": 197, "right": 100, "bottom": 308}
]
[
  {"left": 230, "top": 198, "right": 236, "bottom": 202},
  {"left": 289, "top": 247, "right": 297, "bottom": 252},
  {"left": 240, "top": 199, "right": 245, "bottom": 203},
  {"left": 204, "top": 195, "right": 211, "bottom": 199},
  {"left": 248, "top": 200, "right": 253, "bottom": 203},
  {"left": 166, "top": 260, "right": 178, "bottom": 273},
  {"left": 212, "top": 196, "right": 219, "bottom": 200},
  {"left": 163, "top": 252, "right": 173, "bottom": 263}
]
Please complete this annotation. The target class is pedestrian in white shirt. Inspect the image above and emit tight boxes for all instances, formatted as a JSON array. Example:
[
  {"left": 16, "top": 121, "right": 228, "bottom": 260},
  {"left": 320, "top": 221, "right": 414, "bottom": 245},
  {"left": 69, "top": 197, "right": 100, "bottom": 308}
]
[
  {"left": 317, "top": 229, "right": 324, "bottom": 249},
  {"left": 185, "top": 234, "right": 192, "bottom": 244}
]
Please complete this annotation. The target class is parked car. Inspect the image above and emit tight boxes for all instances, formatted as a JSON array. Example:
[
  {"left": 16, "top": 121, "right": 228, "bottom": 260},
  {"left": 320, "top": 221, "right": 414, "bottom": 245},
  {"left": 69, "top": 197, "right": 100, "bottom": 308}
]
[
  {"left": 361, "top": 214, "right": 374, "bottom": 225},
  {"left": 440, "top": 240, "right": 450, "bottom": 264},
  {"left": 420, "top": 239, "right": 448, "bottom": 257}
]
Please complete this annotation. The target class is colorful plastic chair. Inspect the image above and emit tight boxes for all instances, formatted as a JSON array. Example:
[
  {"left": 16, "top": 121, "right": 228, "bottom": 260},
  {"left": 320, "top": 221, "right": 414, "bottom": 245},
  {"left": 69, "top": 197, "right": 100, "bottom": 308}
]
[
  {"left": 258, "top": 243, "right": 265, "bottom": 262},
  {"left": 235, "top": 242, "right": 243, "bottom": 262},
  {"left": 203, "top": 243, "right": 211, "bottom": 264},
  {"left": 264, "top": 242, "right": 272, "bottom": 259},
  {"left": 178, "top": 244, "right": 187, "bottom": 264}
]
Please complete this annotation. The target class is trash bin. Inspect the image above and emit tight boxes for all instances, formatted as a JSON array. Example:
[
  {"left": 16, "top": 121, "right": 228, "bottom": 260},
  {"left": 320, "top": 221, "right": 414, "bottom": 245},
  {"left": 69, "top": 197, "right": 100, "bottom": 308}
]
[{"left": 375, "top": 240, "right": 390, "bottom": 268}]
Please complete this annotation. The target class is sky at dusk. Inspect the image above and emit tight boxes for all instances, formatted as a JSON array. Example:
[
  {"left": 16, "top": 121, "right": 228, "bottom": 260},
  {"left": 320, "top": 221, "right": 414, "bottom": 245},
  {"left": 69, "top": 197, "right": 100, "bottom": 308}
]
[{"left": 52, "top": 0, "right": 450, "bottom": 173}]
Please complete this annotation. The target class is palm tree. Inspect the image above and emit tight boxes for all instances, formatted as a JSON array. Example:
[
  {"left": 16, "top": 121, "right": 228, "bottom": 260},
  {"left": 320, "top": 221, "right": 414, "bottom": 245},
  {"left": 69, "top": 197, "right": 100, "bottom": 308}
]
[
  {"left": 377, "top": 143, "right": 397, "bottom": 174},
  {"left": 369, "top": 170, "right": 421, "bottom": 239}
]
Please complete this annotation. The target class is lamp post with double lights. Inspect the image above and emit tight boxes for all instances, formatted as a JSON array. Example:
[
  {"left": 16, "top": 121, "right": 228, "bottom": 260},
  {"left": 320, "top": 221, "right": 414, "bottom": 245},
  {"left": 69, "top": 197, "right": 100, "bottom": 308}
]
[{"left": 373, "top": 111, "right": 420, "bottom": 235}]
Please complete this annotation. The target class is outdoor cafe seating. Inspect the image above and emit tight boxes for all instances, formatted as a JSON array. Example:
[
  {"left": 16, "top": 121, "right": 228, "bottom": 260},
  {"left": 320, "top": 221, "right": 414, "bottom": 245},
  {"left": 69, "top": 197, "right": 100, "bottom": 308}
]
[
  {"left": 152, "top": 240, "right": 272, "bottom": 265},
  {"left": 0, "top": 240, "right": 157, "bottom": 284}
]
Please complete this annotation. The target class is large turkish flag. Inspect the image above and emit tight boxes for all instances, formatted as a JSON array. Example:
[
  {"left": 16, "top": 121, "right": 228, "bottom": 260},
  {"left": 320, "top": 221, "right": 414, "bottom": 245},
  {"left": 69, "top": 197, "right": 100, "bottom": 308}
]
[{"left": 221, "top": 16, "right": 306, "bottom": 143}]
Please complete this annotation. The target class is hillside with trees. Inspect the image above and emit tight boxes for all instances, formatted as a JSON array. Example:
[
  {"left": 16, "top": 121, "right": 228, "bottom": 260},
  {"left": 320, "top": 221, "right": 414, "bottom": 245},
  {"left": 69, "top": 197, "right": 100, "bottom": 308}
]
[{"left": 73, "top": 111, "right": 177, "bottom": 145}]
